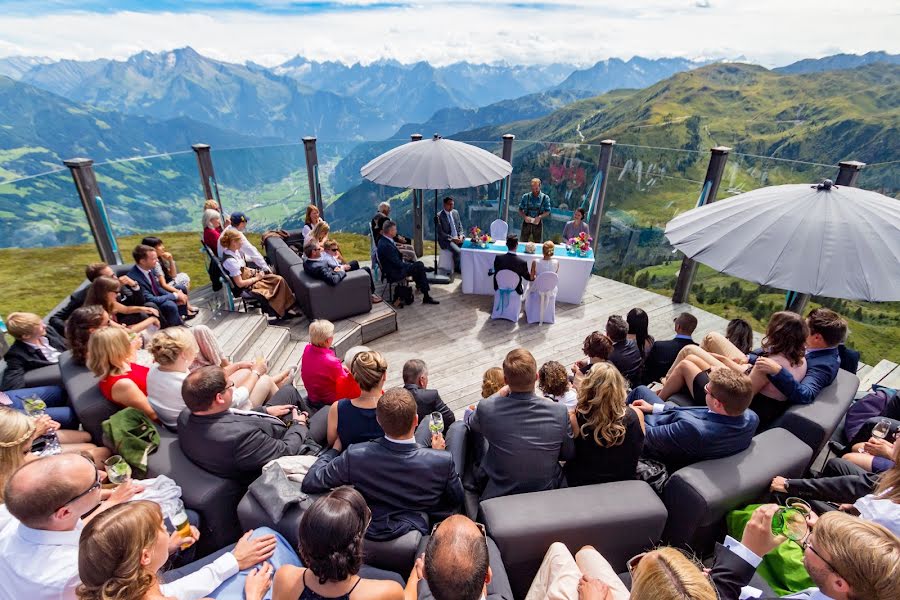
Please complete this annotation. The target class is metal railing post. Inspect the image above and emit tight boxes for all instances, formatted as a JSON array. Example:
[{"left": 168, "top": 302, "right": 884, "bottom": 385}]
[
  {"left": 410, "top": 134, "right": 424, "bottom": 256},
  {"left": 64, "top": 157, "right": 122, "bottom": 265},
  {"left": 588, "top": 140, "right": 616, "bottom": 252},
  {"left": 192, "top": 143, "right": 224, "bottom": 217},
  {"left": 500, "top": 134, "right": 515, "bottom": 222},
  {"left": 303, "top": 136, "right": 324, "bottom": 218}
]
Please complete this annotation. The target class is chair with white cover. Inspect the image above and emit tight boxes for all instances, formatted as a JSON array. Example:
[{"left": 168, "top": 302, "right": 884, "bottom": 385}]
[
  {"left": 490, "top": 219, "right": 509, "bottom": 241},
  {"left": 491, "top": 269, "right": 522, "bottom": 322},
  {"left": 438, "top": 248, "right": 455, "bottom": 277},
  {"left": 525, "top": 271, "right": 558, "bottom": 325}
]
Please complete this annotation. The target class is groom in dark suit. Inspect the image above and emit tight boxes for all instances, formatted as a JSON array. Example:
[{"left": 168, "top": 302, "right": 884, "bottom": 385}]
[
  {"left": 642, "top": 312, "right": 698, "bottom": 384},
  {"left": 492, "top": 234, "right": 532, "bottom": 296},
  {"left": 437, "top": 196, "right": 464, "bottom": 272}
]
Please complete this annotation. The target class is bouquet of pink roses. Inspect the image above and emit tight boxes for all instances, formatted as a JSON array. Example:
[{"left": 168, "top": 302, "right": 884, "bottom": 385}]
[
  {"left": 568, "top": 231, "right": 593, "bottom": 254},
  {"left": 469, "top": 226, "right": 492, "bottom": 247}
]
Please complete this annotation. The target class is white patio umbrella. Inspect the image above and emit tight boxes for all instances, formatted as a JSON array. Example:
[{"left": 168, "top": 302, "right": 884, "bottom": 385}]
[
  {"left": 361, "top": 134, "right": 513, "bottom": 281},
  {"left": 664, "top": 180, "right": 900, "bottom": 301}
]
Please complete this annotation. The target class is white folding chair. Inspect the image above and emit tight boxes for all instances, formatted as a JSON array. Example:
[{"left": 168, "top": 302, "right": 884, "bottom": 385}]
[
  {"left": 491, "top": 269, "right": 522, "bottom": 322},
  {"left": 438, "top": 248, "right": 455, "bottom": 276},
  {"left": 525, "top": 271, "right": 559, "bottom": 324},
  {"left": 489, "top": 219, "right": 509, "bottom": 241}
]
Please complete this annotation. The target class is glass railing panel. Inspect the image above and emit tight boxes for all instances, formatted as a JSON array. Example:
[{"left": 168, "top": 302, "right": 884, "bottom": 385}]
[{"left": 0, "top": 169, "right": 91, "bottom": 248}]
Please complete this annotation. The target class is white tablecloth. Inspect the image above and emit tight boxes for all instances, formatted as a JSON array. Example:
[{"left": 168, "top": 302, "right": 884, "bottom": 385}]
[{"left": 460, "top": 241, "right": 594, "bottom": 304}]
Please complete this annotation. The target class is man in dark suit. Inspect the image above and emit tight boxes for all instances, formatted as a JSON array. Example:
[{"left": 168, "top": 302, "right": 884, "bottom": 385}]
[
  {"left": 402, "top": 359, "right": 455, "bottom": 428},
  {"left": 838, "top": 344, "right": 860, "bottom": 374},
  {"left": 178, "top": 366, "right": 313, "bottom": 485},
  {"left": 437, "top": 196, "right": 464, "bottom": 273},
  {"left": 628, "top": 368, "right": 758, "bottom": 469},
  {"left": 302, "top": 240, "right": 346, "bottom": 285},
  {"left": 605, "top": 315, "right": 643, "bottom": 388},
  {"left": 302, "top": 387, "right": 464, "bottom": 541},
  {"left": 753, "top": 308, "right": 844, "bottom": 406},
  {"left": 492, "top": 234, "right": 532, "bottom": 295},
  {"left": 642, "top": 312, "right": 698, "bottom": 384},
  {"left": 50, "top": 262, "right": 145, "bottom": 335},
  {"left": 128, "top": 244, "right": 188, "bottom": 328},
  {"left": 413, "top": 515, "right": 514, "bottom": 600},
  {"left": 468, "top": 348, "right": 574, "bottom": 500},
  {"left": 1, "top": 312, "right": 67, "bottom": 391},
  {"left": 376, "top": 219, "right": 439, "bottom": 305}
]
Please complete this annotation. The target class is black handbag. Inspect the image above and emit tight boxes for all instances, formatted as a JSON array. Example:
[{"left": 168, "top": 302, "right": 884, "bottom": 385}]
[{"left": 635, "top": 458, "right": 670, "bottom": 495}]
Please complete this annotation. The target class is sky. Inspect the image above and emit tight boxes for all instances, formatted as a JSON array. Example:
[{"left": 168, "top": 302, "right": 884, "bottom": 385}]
[{"left": 0, "top": 1, "right": 897, "bottom": 68}]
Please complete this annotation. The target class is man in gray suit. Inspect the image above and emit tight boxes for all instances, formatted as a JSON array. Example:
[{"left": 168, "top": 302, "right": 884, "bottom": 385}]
[
  {"left": 437, "top": 196, "right": 464, "bottom": 273},
  {"left": 468, "top": 348, "right": 574, "bottom": 500}
]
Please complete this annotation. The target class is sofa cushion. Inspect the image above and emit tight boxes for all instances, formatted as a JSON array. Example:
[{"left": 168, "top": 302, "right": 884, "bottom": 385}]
[
  {"left": 286, "top": 265, "right": 372, "bottom": 322},
  {"left": 58, "top": 351, "right": 117, "bottom": 444}
]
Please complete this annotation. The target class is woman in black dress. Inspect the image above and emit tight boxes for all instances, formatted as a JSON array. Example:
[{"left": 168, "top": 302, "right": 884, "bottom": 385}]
[{"left": 564, "top": 362, "right": 645, "bottom": 487}]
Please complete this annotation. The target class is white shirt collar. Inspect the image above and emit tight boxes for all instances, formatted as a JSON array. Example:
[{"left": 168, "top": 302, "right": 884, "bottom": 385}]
[
  {"left": 17, "top": 521, "right": 83, "bottom": 546},
  {"left": 384, "top": 435, "right": 417, "bottom": 445}
]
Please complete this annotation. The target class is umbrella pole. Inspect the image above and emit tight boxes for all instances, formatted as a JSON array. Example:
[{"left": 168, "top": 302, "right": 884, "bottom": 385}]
[{"left": 427, "top": 189, "right": 451, "bottom": 285}]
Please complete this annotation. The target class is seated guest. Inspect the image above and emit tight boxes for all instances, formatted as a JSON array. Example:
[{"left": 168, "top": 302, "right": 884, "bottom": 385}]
[
  {"left": 301, "top": 320, "right": 361, "bottom": 411},
  {"left": 310, "top": 220, "right": 330, "bottom": 246},
  {"left": 371, "top": 202, "right": 416, "bottom": 261},
  {"left": 0, "top": 385, "right": 79, "bottom": 433},
  {"left": 538, "top": 360, "right": 578, "bottom": 409},
  {"left": 128, "top": 244, "right": 188, "bottom": 328},
  {"left": 437, "top": 196, "right": 464, "bottom": 272},
  {"left": 141, "top": 236, "right": 199, "bottom": 316},
  {"left": 217, "top": 212, "right": 270, "bottom": 272},
  {"left": 574, "top": 331, "right": 613, "bottom": 377},
  {"left": 1, "top": 312, "right": 67, "bottom": 392},
  {"left": 84, "top": 276, "right": 160, "bottom": 335},
  {"left": 300, "top": 204, "right": 321, "bottom": 239},
  {"left": 0, "top": 407, "right": 108, "bottom": 476},
  {"left": 628, "top": 368, "right": 758, "bottom": 468},
  {"left": 326, "top": 350, "right": 387, "bottom": 449},
  {"left": 273, "top": 487, "right": 405, "bottom": 599},
  {"left": 409, "top": 514, "right": 514, "bottom": 600},
  {"left": 221, "top": 229, "right": 297, "bottom": 319},
  {"left": 87, "top": 327, "right": 157, "bottom": 421},
  {"left": 725, "top": 317, "right": 753, "bottom": 354},
  {"left": 202, "top": 208, "right": 223, "bottom": 251},
  {"left": 838, "top": 341, "right": 860, "bottom": 374},
  {"left": 492, "top": 234, "right": 532, "bottom": 295},
  {"left": 65, "top": 306, "right": 109, "bottom": 366},
  {"left": 303, "top": 387, "right": 464, "bottom": 541},
  {"left": 642, "top": 312, "right": 698, "bottom": 384},
  {"left": 842, "top": 434, "right": 897, "bottom": 474},
  {"left": 564, "top": 363, "right": 645, "bottom": 487},
  {"left": 50, "top": 262, "right": 143, "bottom": 336},
  {"left": 529, "top": 240, "right": 559, "bottom": 280},
  {"left": 481, "top": 367, "right": 504, "bottom": 399},
  {"left": 178, "top": 366, "right": 312, "bottom": 483},
  {"left": 626, "top": 307, "right": 654, "bottom": 361},
  {"left": 605, "top": 315, "right": 643, "bottom": 388},
  {"left": 562, "top": 206, "right": 589, "bottom": 241},
  {"left": 377, "top": 220, "right": 439, "bottom": 305},
  {"left": 322, "top": 239, "right": 381, "bottom": 303},
  {"left": 303, "top": 239, "right": 347, "bottom": 286},
  {"left": 76, "top": 500, "right": 295, "bottom": 600},
  {"left": 402, "top": 359, "right": 455, "bottom": 428},
  {"left": 468, "top": 348, "right": 574, "bottom": 500}
]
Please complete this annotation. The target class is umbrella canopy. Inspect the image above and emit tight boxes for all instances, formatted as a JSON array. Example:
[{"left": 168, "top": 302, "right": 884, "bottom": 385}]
[
  {"left": 360, "top": 134, "right": 512, "bottom": 189},
  {"left": 664, "top": 181, "right": 900, "bottom": 301}
]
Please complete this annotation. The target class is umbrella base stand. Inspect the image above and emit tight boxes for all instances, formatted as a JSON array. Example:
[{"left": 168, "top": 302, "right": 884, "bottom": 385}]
[{"left": 426, "top": 272, "right": 452, "bottom": 285}]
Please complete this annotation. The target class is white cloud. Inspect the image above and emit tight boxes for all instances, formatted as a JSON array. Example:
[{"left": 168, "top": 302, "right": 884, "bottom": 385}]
[{"left": 0, "top": 1, "right": 896, "bottom": 67}]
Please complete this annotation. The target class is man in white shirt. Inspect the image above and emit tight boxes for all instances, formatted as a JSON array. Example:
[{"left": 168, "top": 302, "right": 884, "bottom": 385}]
[
  {"left": 217, "top": 212, "right": 271, "bottom": 272},
  {"left": 0, "top": 454, "right": 289, "bottom": 600}
]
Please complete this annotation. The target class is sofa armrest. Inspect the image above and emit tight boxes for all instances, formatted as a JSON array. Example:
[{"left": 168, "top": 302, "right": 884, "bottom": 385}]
[{"left": 23, "top": 364, "right": 63, "bottom": 388}]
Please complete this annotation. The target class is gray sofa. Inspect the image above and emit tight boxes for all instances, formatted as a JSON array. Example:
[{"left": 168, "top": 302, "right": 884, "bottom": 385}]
[
  {"left": 58, "top": 351, "right": 118, "bottom": 444},
  {"left": 479, "top": 481, "right": 668, "bottom": 598},
  {"left": 661, "top": 427, "right": 812, "bottom": 553}
]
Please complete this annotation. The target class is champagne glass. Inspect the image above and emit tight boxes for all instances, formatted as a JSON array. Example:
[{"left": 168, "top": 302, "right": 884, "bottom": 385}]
[
  {"left": 872, "top": 419, "right": 892, "bottom": 440},
  {"left": 429, "top": 412, "right": 444, "bottom": 436},
  {"left": 771, "top": 497, "right": 812, "bottom": 542},
  {"left": 104, "top": 455, "right": 132, "bottom": 485},
  {"left": 167, "top": 499, "right": 194, "bottom": 550}
]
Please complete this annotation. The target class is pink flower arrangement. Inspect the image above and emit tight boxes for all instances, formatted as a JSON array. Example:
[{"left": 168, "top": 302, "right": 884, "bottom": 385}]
[
  {"left": 568, "top": 231, "right": 593, "bottom": 253},
  {"left": 469, "top": 226, "right": 492, "bottom": 246}
]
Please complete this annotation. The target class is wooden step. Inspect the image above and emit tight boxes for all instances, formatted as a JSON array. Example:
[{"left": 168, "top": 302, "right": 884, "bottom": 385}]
[
  {"left": 237, "top": 325, "right": 290, "bottom": 365},
  {"left": 270, "top": 339, "right": 306, "bottom": 388},
  {"left": 858, "top": 359, "right": 899, "bottom": 392},
  {"left": 205, "top": 311, "right": 269, "bottom": 362},
  {"left": 879, "top": 363, "right": 900, "bottom": 390}
]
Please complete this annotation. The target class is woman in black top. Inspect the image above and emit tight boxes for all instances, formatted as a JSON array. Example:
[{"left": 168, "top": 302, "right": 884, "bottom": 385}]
[{"left": 564, "top": 362, "right": 645, "bottom": 487}]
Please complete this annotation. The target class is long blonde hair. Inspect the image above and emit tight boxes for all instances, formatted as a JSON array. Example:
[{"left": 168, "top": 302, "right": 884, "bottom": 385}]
[
  {"left": 874, "top": 440, "right": 900, "bottom": 503},
  {"left": 76, "top": 500, "right": 163, "bottom": 600},
  {"left": 87, "top": 326, "right": 133, "bottom": 379},
  {"left": 631, "top": 547, "right": 716, "bottom": 600},
  {"left": 312, "top": 220, "right": 330, "bottom": 243},
  {"left": 0, "top": 407, "right": 35, "bottom": 503},
  {"left": 575, "top": 362, "right": 628, "bottom": 447}
]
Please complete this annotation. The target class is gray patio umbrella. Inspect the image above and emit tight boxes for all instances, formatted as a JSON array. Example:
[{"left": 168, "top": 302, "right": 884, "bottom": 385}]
[
  {"left": 664, "top": 180, "right": 900, "bottom": 301},
  {"left": 361, "top": 134, "right": 513, "bottom": 280}
]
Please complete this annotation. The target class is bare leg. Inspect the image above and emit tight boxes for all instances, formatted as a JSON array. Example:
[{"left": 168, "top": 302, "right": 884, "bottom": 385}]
[
  {"left": 247, "top": 374, "right": 277, "bottom": 408},
  {"left": 666, "top": 344, "right": 729, "bottom": 379},
  {"left": 575, "top": 546, "right": 631, "bottom": 600},
  {"left": 57, "top": 430, "right": 92, "bottom": 444},
  {"left": 841, "top": 451, "right": 875, "bottom": 471},
  {"left": 128, "top": 316, "right": 160, "bottom": 334},
  {"left": 659, "top": 359, "right": 705, "bottom": 400},
  {"left": 228, "top": 368, "right": 253, "bottom": 388},
  {"left": 701, "top": 331, "right": 747, "bottom": 360}
]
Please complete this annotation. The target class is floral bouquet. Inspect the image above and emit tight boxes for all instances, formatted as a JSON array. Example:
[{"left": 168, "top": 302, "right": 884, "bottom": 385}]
[
  {"left": 469, "top": 226, "right": 492, "bottom": 248},
  {"left": 567, "top": 232, "right": 593, "bottom": 256}
]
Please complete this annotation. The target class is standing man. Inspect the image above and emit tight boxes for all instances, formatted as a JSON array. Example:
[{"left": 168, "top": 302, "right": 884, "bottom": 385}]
[
  {"left": 518, "top": 178, "right": 551, "bottom": 243},
  {"left": 437, "top": 196, "right": 464, "bottom": 273}
]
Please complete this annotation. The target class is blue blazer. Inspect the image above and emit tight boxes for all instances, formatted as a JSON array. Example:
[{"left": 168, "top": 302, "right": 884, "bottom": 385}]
[
  {"left": 376, "top": 235, "right": 408, "bottom": 283},
  {"left": 303, "top": 257, "right": 345, "bottom": 286},
  {"left": 302, "top": 438, "right": 464, "bottom": 541},
  {"left": 766, "top": 347, "right": 840, "bottom": 406},
  {"left": 127, "top": 264, "right": 175, "bottom": 306},
  {"left": 643, "top": 406, "right": 759, "bottom": 468}
]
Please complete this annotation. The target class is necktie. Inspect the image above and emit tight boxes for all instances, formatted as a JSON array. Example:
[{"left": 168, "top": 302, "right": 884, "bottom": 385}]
[
  {"left": 148, "top": 270, "right": 161, "bottom": 295},
  {"left": 448, "top": 211, "right": 457, "bottom": 238}
]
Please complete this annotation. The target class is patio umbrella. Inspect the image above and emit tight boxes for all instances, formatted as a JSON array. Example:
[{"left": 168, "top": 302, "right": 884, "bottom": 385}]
[
  {"left": 361, "top": 134, "right": 513, "bottom": 281},
  {"left": 664, "top": 180, "right": 900, "bottom": 301}
]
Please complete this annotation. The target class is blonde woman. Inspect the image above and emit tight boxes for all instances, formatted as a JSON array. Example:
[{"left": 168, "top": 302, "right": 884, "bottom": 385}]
[
  {"left": 311, "top": 220, "right": 330, "bottom": 245},
  {"left": 87, "top": 327, "right": 157, "bottom": 421},
  {"left": 481, "top": 367, "right": 505, "bottom": 399},
  {"left": 563, "top": 363, "right": 645, "bottom": 487},
  {"left": 220, "top": 229, "right": 296, "bottom": 318},
  {"left": 530, "top": 240, "right": 560, "bottom": 279},
  {"left": 326, "top": 350, "right": 387, "bottom": 449}
]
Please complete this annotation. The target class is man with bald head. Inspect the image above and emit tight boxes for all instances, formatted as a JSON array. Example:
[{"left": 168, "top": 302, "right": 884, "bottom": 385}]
[{"left": 408, "top": 514, "right": 513, "bottom": 600}]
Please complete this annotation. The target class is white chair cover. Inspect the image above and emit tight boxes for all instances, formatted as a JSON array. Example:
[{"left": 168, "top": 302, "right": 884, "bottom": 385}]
[
  {"left": 490, "top": 219, "right": 509, "bottom": 241},
  {"left": 438, "top": 248, "right": 455, "bottom": 275},
  {"left": 491, "top": 269, "right": 522, "bottom": 322},
  {"left": 525, "top": 271, "right": 559, "bottom": 324}
]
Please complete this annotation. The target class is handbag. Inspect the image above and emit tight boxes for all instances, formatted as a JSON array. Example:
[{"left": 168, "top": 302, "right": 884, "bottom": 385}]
[
  {"left": 635, "top": 458, "right": 669, "bottom": 495},
  {"left": 101, "top": 408, "right": 160, "bottom": 476}
]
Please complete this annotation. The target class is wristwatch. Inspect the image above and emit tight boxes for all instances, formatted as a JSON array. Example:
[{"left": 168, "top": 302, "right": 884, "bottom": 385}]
[{"left": 783, "top": 480, "right": 790, "bottom": 492}]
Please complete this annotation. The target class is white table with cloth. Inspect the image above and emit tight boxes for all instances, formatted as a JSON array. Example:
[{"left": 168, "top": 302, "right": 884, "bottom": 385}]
[{"left": 460, "top": 240, "right": 595, "bottom": 304}]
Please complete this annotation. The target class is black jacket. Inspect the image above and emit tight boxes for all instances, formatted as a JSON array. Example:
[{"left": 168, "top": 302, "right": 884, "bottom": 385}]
[
  {"left": 303, "top": 257, "right": 346, "bottom": 286},
  {"left": 302, "top": 438, "right": 464, "bottom": 540},
  {"left": 493, "top": 252, "right": 532, "bottom": 295},
  {"left": 177, "top": 407, "right": 312, "bottom": 485},
  {"left": 0, "top": 327, "right": 67, "bottom": 391},
  {"left": 609, "top": 339, "right": 644, "bottom": 388},
  {"left": 642, "top": 337, "right": 696, "bottom": 384},
  {"left": 376, "top": 235, "right": 409, "bottom": 283},
  {"left": 404, "top": 384, "right": 456, "bottom": 429},
  {"left": 838, "top": 344, "right": 860, "bottom": 374}
]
